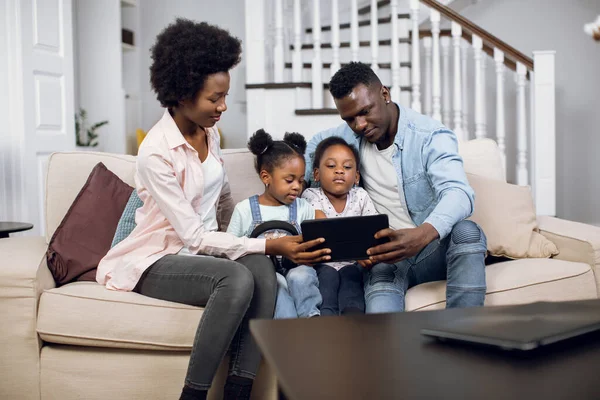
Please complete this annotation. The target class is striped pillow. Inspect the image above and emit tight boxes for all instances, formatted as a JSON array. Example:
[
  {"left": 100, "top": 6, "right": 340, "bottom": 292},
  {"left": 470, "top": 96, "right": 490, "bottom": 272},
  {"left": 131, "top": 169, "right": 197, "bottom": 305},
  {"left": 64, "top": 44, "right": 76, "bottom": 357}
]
[{"left": 110, "top": 190, "right": 143, "bottom": 248}]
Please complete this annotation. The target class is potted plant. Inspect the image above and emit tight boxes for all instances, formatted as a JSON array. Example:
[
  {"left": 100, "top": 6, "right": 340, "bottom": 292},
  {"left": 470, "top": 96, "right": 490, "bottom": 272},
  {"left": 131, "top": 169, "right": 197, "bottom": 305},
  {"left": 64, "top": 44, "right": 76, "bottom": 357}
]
[{"left": 75, "top": 108, "right": 109, "bottom": 149}]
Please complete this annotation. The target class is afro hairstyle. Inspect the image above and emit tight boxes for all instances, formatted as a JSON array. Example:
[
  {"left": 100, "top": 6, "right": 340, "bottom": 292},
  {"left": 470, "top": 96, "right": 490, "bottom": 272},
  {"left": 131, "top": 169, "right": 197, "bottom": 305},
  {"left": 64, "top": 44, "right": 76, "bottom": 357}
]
[{"left": 150, "top": 18, "right": 242, "bottom": 108}]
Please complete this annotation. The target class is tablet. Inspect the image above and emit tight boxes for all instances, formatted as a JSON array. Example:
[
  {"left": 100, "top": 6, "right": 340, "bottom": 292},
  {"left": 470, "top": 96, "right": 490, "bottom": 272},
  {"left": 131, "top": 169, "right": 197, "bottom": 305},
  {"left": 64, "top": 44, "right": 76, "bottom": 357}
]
[{"left": 300, "top": 214, "right": 389, "bottom": 262}]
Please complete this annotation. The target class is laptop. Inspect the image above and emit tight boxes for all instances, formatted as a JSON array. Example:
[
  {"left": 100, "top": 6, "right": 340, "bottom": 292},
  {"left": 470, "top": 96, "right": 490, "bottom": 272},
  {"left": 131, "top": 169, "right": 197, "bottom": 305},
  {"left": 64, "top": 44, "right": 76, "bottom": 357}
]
[{"left": 420, "top": 300, "right": 600, "bottom": 351}]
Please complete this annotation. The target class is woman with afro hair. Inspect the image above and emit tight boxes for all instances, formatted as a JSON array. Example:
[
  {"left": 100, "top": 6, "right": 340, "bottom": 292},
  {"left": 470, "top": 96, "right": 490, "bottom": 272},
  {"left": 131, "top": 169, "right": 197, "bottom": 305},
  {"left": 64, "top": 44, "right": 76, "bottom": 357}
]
[{"left": 97, "top": 19, "right": 331, "bottom": 400}]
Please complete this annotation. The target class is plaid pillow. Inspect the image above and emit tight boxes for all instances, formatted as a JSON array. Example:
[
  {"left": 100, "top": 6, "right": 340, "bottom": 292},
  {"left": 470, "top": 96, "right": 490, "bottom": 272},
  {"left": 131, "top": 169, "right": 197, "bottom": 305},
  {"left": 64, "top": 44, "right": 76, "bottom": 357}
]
[{"left": 110, "top": 190, "right": 143, "bottom": 248}]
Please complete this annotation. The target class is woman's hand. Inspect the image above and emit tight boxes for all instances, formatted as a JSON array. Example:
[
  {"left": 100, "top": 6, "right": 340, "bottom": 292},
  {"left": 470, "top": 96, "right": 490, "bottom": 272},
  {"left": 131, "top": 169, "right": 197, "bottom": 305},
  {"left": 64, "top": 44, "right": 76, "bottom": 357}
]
[{"left": 266, "top": 236, "right": 331, "bottom": 265}]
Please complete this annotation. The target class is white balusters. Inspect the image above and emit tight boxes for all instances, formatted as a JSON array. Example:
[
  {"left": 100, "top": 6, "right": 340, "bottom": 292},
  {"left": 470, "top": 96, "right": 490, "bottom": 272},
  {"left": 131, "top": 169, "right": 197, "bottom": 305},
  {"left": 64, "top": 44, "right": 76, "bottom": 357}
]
[
  {"left": 390, "top": 0, "right": 400, "bottom": 101},
  {"left": 292, "top": 0, "right": 302, "bottom": 82},
  {"left": 516, "top": 62, "right": 528, "bottom": 186},
  {"left": 244, "top": 0, "right": 266, "bottom": 84},
  {"left": 451, "top": 22, "right": 464, "bottom": 141},
  {"left": 461, "top": 42, "right": 469, "bottom": 137},
  {"left": 481, "top": 53, "right": 487, "bottom": 135},
  {"left": 472, "top": 35, "right": 485, "bottom": 139},
  {"left": 273, "top": 0, "right": 284, "bottom": 82},
  {"left": 494, "top": 48, "right": 506, "bottom": 169},
  {"left": 311, "top": 0, "right": 323, "bottom": 108},
  {"left": 532, "top": 51, "right": 556, "bottom": 216},
  {"left": 370, "top": 0, "right": 379, "bottom": 74},
  {"left": 350, "top": 0, "right": 359, "bottom": 62},
  {"left": 330, "top": 0, "right": 340, "bottom": 77},
  {"left": 441, "top": 36, "right": 451, "bottom": 126},
  {"left": 423, "top": 37, "right": 433, "bottom": 116},
  {"left": 430, "top": 10, "right": 441, "bottom": 122},
  {"left": 410, "top": 0, "right": 421, "bottom": 112}
]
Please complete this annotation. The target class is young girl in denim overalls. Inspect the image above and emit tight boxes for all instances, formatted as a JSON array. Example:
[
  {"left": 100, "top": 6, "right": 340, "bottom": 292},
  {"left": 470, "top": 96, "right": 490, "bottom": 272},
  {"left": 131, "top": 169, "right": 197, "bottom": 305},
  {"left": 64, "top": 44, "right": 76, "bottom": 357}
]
[{"left": 227, "top": 129, "right": 326, "bottom": 318}]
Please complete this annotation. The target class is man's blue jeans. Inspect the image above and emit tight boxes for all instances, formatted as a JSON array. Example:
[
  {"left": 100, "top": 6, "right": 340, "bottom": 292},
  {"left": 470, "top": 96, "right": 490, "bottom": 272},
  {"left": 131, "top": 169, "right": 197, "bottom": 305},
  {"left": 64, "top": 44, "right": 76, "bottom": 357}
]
[{"left": 364, "top": 220, "right": 487, "bottom": 313}]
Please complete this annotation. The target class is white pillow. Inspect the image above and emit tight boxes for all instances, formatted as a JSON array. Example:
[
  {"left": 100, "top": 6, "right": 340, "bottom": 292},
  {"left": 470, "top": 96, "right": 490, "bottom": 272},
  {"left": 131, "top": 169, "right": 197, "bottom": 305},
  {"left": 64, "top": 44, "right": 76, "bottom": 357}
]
[
  {"left": 458, "top": 138, "right": 506, "bottom": 182},
  {"left": 467, "top": 173, "right": 559, "bottom": 259}
]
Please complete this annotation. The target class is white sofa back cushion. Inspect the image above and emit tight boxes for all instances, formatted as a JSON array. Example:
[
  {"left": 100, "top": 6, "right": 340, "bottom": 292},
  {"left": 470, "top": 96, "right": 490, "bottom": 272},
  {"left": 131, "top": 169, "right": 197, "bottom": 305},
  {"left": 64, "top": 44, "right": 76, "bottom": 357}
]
[
  {"left": 44, "top": 150, "right": 264, "bottom": 243},
  {"left": 44, "top": 139, "right": 504, "bottom": 242},
  {"left": 220, "top": 149, "right": 264, "bottom": 205},
  {"left": 458, "top": 138, "right": 506, "bottom": 182},
  {"left": 45, "top": 152, "right": 136, "bottom": 243}
]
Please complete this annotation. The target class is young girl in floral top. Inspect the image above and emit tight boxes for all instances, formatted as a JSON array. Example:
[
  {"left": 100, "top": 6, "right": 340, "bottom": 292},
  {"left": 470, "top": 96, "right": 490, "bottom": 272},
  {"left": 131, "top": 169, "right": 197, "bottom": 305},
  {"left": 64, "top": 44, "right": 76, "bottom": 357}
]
[{"left": 302, "top": 137, "right": 378, "bottom": 315}]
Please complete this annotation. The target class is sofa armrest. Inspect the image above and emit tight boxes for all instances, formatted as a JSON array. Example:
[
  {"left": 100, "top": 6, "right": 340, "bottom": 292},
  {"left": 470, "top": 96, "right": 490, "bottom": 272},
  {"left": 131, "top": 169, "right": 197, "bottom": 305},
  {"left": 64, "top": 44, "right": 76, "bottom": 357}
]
[
  {"left": 0, "top": 236, "right": 54, "bottom": 399},
  {"left": 538, "top": 216, "right": 600, "bottom": 296}
]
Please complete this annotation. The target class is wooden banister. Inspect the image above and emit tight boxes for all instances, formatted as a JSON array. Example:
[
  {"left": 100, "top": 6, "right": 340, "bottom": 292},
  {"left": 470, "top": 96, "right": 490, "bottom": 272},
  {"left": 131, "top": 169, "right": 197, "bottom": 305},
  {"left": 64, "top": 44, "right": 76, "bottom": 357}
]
[{"left": 420, "top": 0, "right": 533, "bottom": 70}]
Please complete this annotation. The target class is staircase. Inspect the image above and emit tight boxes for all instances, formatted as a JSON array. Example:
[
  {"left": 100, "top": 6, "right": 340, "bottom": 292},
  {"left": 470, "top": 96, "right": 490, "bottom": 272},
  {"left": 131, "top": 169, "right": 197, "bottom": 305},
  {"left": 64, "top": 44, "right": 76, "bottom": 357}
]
[{"left": 244, "top": 0, "right": 556, "bottom": 216}]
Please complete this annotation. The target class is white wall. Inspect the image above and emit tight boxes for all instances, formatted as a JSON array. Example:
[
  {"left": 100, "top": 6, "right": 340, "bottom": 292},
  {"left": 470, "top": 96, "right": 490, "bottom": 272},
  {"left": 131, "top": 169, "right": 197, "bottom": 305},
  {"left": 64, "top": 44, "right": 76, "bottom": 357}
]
[
  {"left": 0, "top": 0, "right": 10, "bottom": 220},
  {"left": 138, "top": 0, "right": 248, "bottom": 148},
  {"left": 75, "top": 0, "right": 125, "bottom": 153},
  {"left": 458, "top": 0, "right": 600, "bottom": 225},
  {"left": 0, "top": 0, "right": 26, "bottom": 223},
  {"left": 122, "top": 2, "right": 142, "bottom": 155}
]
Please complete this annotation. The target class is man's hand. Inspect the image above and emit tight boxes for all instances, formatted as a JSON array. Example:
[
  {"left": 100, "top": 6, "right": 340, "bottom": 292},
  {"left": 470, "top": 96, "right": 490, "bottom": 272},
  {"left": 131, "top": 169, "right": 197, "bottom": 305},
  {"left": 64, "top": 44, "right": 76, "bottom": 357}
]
[
  {"left": 266, "top": 235, "right": 331, "bottom": 265},
  {"left": 366, "top": 223, "right": 439, "bottom": 264},
  {"left": 357, "top": 259, "right": 373, "bottom": 269}
]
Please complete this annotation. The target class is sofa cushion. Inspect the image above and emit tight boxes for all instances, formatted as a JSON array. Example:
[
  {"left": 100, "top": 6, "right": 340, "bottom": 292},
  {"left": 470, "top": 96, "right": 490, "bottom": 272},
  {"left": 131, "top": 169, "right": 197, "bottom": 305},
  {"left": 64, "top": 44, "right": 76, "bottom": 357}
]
[
  {"left": 43, "top": 142, "right": 500, "bottom": 245},
  {"left": 405, "top": 258, "right": 597, "bottom": 311},
  {"left": 458, "top": 138, "right": 506, "bottom": 182},
  {"left": 46, "top": 163, "right": 134, "bottom": 286},
  {"left": 46, "top": 152, "right": 136, "bottom": 243},
  {"left": 467, "top": 173, "right": 559, "bottom": 259},
  {"left": 221, "top": 149, "right": 264, "bottom": 205},
  {"left": 37, "top": 282, "right": 202, "bottom": 350},
  {"left": 37, "top": 260, "right": 597, "bottom": 350}
]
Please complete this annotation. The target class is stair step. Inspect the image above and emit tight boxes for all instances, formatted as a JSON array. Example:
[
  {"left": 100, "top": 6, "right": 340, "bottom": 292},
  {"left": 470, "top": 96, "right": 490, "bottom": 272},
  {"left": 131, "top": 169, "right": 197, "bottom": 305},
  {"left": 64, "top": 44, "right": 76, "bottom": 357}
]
[
  {"left": 295, "top": 108, "right": 339, "bottom": 116},
  {"left": 246, "top": 82, "right": 312, "bottom": 89},
  {"left": 306, "top": 13, "right": 410, "bottom": 34},
  {"left": 358, "top": 0, "right": 390, "bottom": 15},
  {"left": 284, "top": 62, "right": 411, "bottom": 69},
  {"left": 245, "top": 82, "right": 327, "bottom": 89},
  {"left": 291, "top": 38, "right": 411, "bottom": 50},
  {"left": 247, "top": 82, "right": 412, "bottom": 92}
]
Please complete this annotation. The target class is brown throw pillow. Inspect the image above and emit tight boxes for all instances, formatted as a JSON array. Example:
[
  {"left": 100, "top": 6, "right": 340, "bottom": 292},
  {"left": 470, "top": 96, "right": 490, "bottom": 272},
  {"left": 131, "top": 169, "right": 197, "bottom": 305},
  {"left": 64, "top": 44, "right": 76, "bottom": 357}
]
[
  {"left": 46, "top": 162, "right": 133, "bottom": 286},
  {"left": 467, "top": 173, "right": 559, "bottom": 259}
]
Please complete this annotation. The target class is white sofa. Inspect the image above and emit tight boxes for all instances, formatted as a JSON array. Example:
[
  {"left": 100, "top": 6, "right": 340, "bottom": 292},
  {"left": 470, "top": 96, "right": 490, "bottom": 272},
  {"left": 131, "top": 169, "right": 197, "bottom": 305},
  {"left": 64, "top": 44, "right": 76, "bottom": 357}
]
[{"left": 1, "top": 140, "right": 599, "bottom": 400}]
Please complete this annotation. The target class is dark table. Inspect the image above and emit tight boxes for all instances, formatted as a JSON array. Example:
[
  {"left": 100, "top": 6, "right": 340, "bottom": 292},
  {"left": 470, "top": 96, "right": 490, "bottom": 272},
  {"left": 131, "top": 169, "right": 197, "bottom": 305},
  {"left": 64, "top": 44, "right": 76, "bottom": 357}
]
[
  {"left": 250, "top": 300, "right": 600, "bottom": 400},
  {"left": 0, "top": 221, "right": 34, "bottom": 238}
]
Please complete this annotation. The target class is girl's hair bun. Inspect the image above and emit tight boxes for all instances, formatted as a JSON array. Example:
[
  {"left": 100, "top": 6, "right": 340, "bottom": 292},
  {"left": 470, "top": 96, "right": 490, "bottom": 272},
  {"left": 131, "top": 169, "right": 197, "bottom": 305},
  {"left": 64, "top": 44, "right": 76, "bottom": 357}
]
[
  {"left": 283, "top": 132, "right": 307, "bottom": 154},
  {"left": 247, "top": 128, "right": 274, "bottom": 155}
]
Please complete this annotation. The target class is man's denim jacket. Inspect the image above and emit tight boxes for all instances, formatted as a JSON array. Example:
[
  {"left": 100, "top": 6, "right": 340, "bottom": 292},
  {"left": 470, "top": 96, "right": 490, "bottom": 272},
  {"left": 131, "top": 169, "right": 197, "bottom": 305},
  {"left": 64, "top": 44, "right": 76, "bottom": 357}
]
[{"left": 304, "top": 103, "right": 474, "bottom": 240}]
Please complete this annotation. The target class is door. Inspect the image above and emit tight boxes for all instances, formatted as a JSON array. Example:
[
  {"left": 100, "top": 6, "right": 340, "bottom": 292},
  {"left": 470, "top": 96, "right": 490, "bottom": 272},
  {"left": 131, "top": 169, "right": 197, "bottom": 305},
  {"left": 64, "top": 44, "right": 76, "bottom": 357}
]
[{"left": 4, "top": 0, "right": 75, "bottom": 236}]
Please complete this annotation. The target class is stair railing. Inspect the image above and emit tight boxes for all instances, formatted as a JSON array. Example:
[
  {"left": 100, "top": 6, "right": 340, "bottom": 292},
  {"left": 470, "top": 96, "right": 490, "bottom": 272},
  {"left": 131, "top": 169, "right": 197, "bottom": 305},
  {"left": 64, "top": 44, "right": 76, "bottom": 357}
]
[{"left": 244, "top": 0, "right": 556, "bottom": 216}]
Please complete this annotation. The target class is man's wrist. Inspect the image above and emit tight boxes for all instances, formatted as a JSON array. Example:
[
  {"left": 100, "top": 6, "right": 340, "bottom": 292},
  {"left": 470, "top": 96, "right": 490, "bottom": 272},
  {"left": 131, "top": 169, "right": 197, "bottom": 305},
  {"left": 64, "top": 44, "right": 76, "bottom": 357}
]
[{"left": 419, "top": 223, "right": 440, "bottom": 245}]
